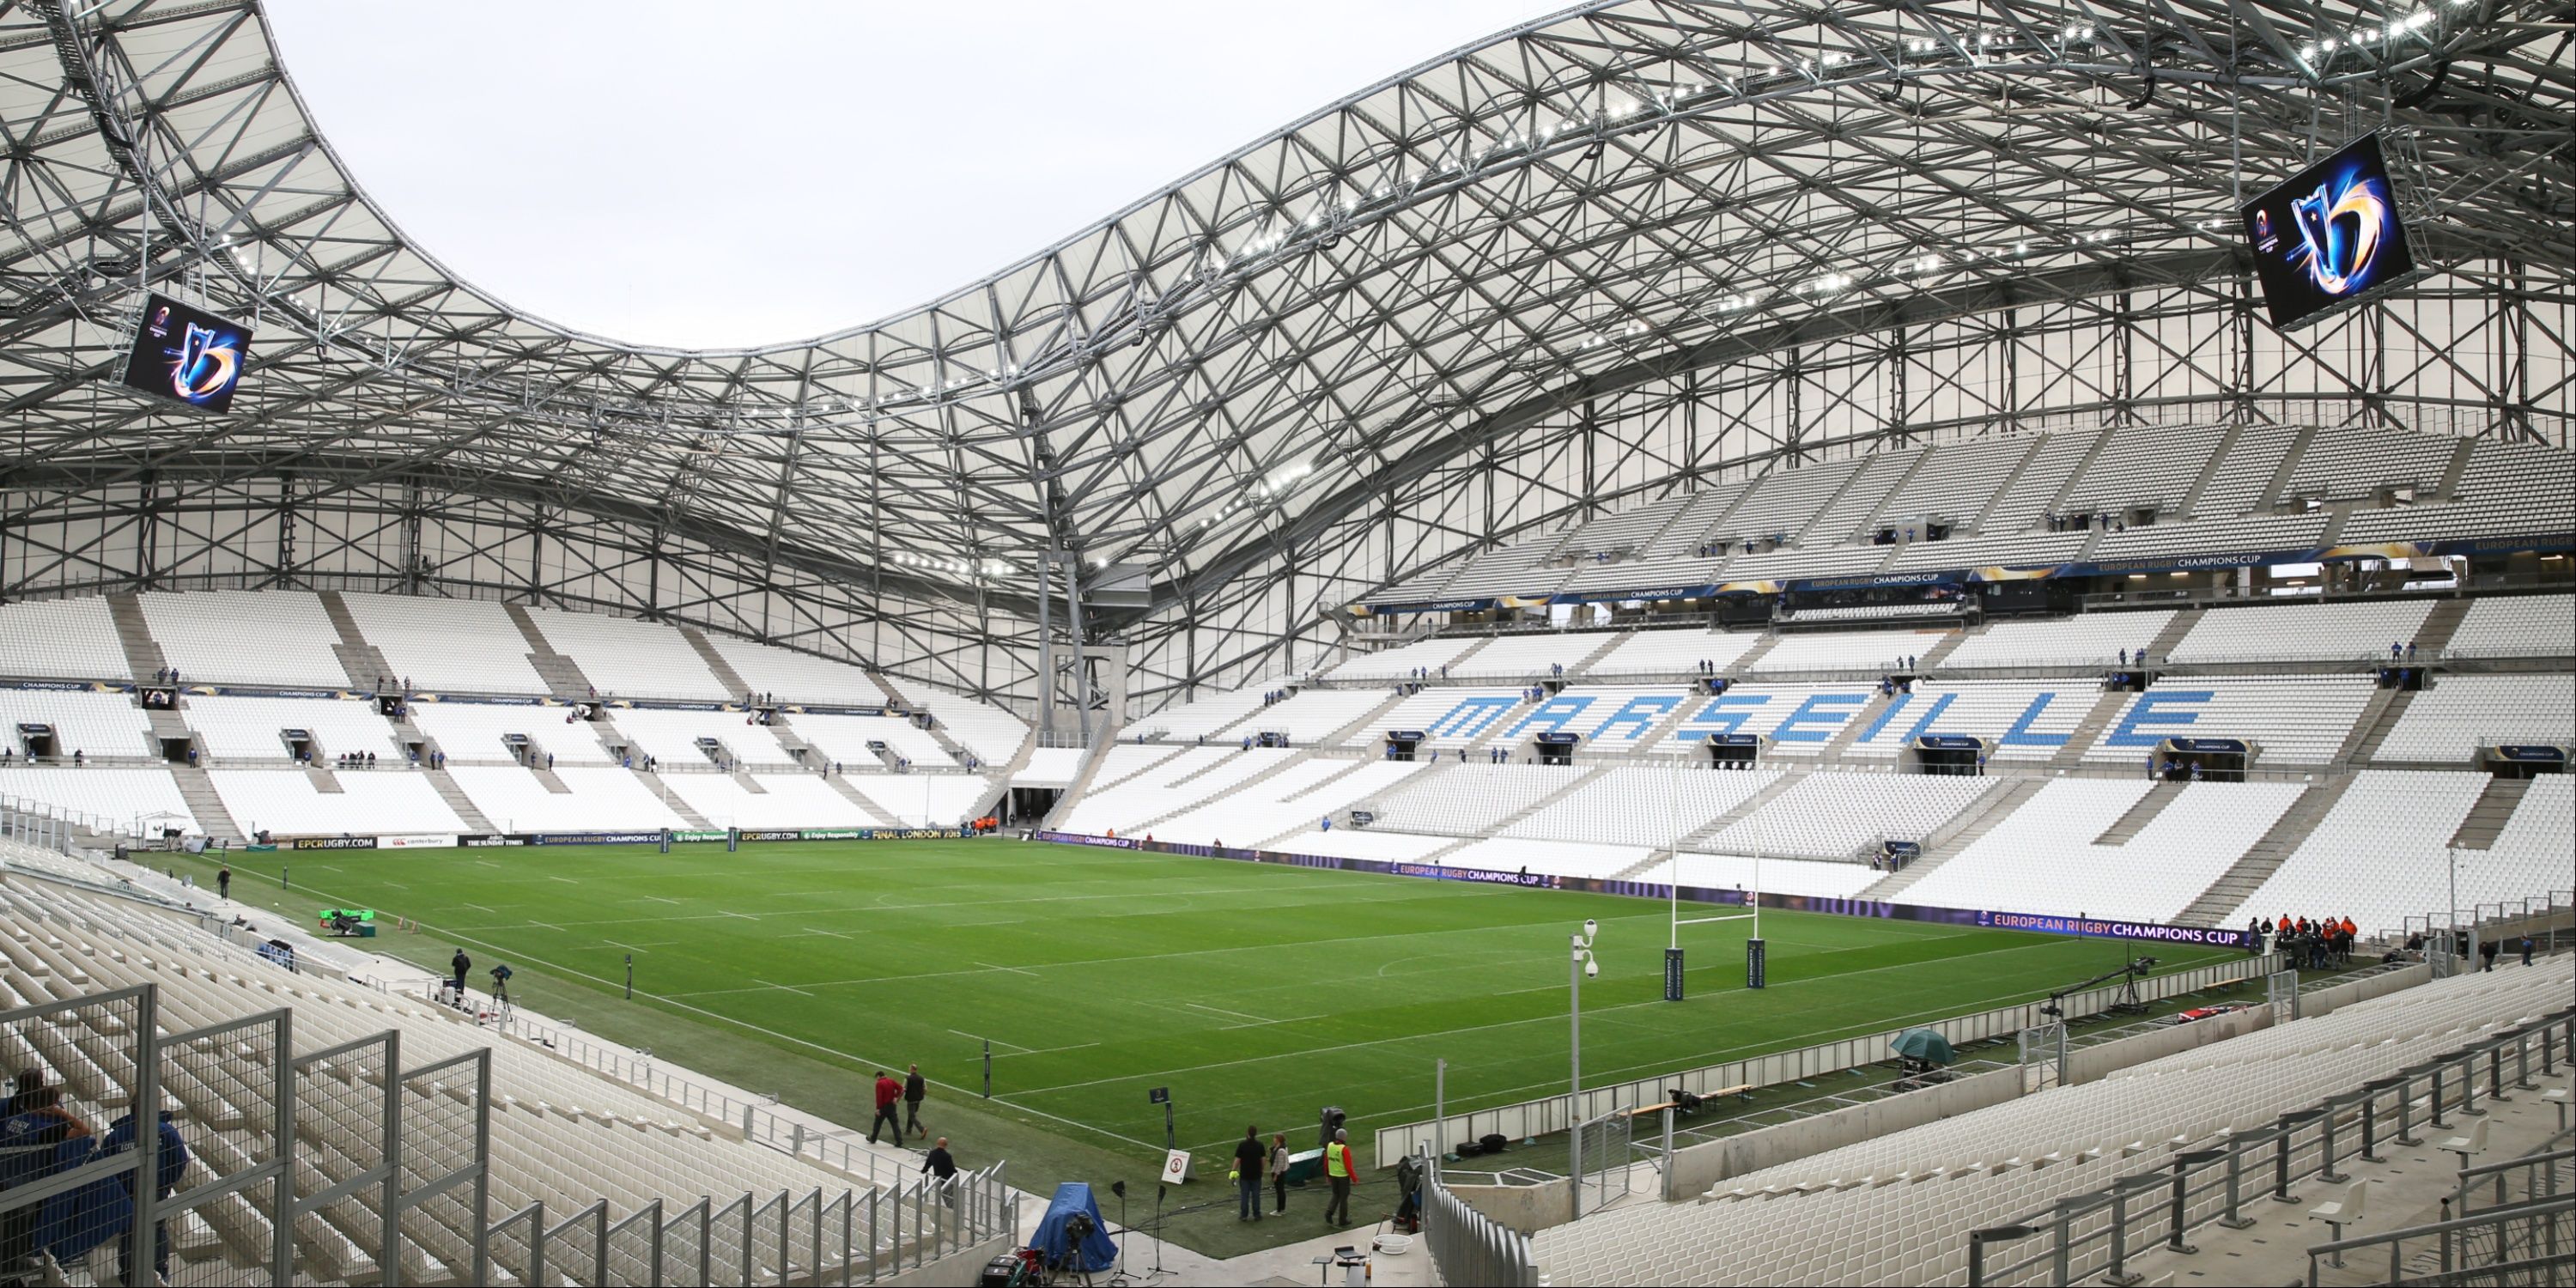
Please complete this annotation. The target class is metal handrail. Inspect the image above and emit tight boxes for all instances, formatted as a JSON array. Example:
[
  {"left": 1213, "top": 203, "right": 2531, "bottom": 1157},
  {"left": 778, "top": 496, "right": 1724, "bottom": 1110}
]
[{"left": 2305, "top": 1194, "right": 2575, "bottom": 1286}]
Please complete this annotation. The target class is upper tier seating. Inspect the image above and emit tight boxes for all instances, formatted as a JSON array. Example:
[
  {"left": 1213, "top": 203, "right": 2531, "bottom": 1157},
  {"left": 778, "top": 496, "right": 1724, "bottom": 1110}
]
[
  {"left": 839, "top": 774, "right": 988, "bottom": 827},
  {"left": 2285, "top": 425, "right": 2462, "bottom": 501},
  {"left": 0, "top": 767, "right": 197, "bottom": 833},
  {"left": 660, "top": 773, "right": 880, "bottom": 829},
  {"left": 2374, "top": 674, "right": 2576, "bottom": 762},
  {"left": 1981, "top": 429, "right": 2102, "bottom": 532},
  {"left": 1504, "top": 766, "right": 1783, "bottom": 848},
  {"left": 0, "top": 597, "right": 124, "bottom": 680},
  {"left": 2060, "top": 422, "right": 2227, "bottom": 515},
  {"left": 1886, "top": 532, "right": 2088, "bottom": 572},
  {"left": 1230, "top": 688, "right": 1395, "bottom": 743},
  {"left": 909, "top": 689, "right": 1029, "bottom": 764},
  {"left": 2188, "top": 423, "right": 2300, "bottom": 517},
  {"left": 2167, "top": 598, "right": 2436, "bottom": 664},
  {"left": 784, "top": 712, "right": 951, "bottom": 768},
  {"left": 185, "top": 695, "right": 400, "bottom": 762},
  {"left": 339, "top": 592, "right": 550, "bottom": 694},
  {"left": 1706, "top": 459, "right": 1867, "bottom": 547},
  {"left": 2445, "top": 593, "right": 2575, "bottom": 659},
  {"left": 523, "top": 607, "right": 731, "bottom": 701},
  {"left": 1583, "top": 629, "right": 1758, "bottom": 677},
  {"left": 141, "top": 591, "right": 349, "bottom": 688},
  {"left": 1447, "top": 632, "right": 1621, "bottom": 679},
  {"left": 209, "top": 769, "right": 466, "bottom": 837},
  {"left": 1374, "top": 764, "right": 1585, "bottom": 836},
  {"left": 1801, "top": 450, "right": 1922, "bottom": 545},
  {"left": 1014, "top": 747, "right": 1084, "bottom": 787},
  {"left": 1704, "top": 772, "right": 1996, "bottom": 859},
  {"left": 1894, "top": 779, "right": 2302, "bottom": 920},
  {"left": 1533, "top": 962, "right": 2573, "bottom": 1287},
  {"left": 1941, "top": 610, "right": 2178, "bottom": 669},
  {"left": 1646, "top": 483, "right": 1755, "bottom": 558},
  {"left": 1438, "top": 537, "right": 1572, "bottom": 598},
  {"left": 406, "top": 701, "right": 616, "bottom": 765},
  {"left": 606, "top": 707, "right": 799, "bottom": 769},
  {"left": 0, "top": 870, "right": 896, "bottom": 1285},
  {"left": 1841, "top": 681, "right": 2103, "bottom": 762},
  {"left": 2079, "top": 674, "right": 2378, "bottom": 765},
  {"left": 0, "top": 690, "right": 159, "bottom": 759},
  {"left": 1137, "top": 682, "right": 1276, "bottom": 740},
  {"left": 1558, "top": 493, "right": 1695, "bottom": 556},
  {"left": 1748, "top": 629, "right": 1953, "bottom": 674},
  {"left": 704, "top": 635, "right": 891, "bottom": 706},
  {"left": 1322, "top": 636, "right": 1486, "bottom": 681},
  {"left": 2339, "top": 439, "right": 2576, "bottom": 544},
  {"left": 447, "top": 766, "right": 691, "bottom": 833},
  {"left": 1876, "top": 434, "right": 2035, "bottom": 531},
  {"left": 2227, "top": 770, "right": 2501, "bottom": 933}
]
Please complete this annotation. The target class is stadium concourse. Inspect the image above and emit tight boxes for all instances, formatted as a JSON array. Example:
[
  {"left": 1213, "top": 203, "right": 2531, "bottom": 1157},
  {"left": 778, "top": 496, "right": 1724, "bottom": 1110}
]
[{"left": 3, "top": 0, "right": 2574, "bottom": 1281}]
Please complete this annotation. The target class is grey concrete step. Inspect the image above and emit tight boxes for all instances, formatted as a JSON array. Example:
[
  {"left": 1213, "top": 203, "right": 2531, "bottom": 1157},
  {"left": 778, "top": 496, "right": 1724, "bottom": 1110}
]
[
  {"left": 1672, "top": 769, "right": 1807, "bottom": 851},
  {"left": 2448, "top": 776, "right": 2530, "bottom": 851},
  {"left": 2050, "top": 689, "right": 2134, "bottom": 768},
  {"left": 2171, "top": 774, "right": 2356, "bottom": 927},
  {"left": 501, "top": 604, "right": 597, "bottom": 697},
  {"left": 170, "top": 764, "right": 245, "bottom": 840},
  {"left": 677, "top": 625, "right": 759, "bottom": 701},
  {"left": 823, "top": 775, "right": 902, "bottom": 826},
  {"left": 1860, "top": 777, "right": 2046, "bottom": 901},
  {"left": 317, "top": 592, "right": 397, "bottom": 689},
  {"left": 422, "top": 769, "right": 497, "bottom": 833},
  {"left": 531, "top": 766, "right": 572, "bottom": 794},
  {"left": 2093, "top": 781, "right": 2185, "bottom": 845},
  {"left": 637, "top": 770, "right": 713, "bottom": 829},
  {"left": 104, "top": 594, "right": 166, "bottom": 683},
  {"left": 303, "top": 767, "right": 344, "bottom": 794}
]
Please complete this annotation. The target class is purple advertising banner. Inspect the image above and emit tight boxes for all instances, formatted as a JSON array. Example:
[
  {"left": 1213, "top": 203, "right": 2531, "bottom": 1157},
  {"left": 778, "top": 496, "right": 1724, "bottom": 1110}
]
[{"left": 1032, "top": 832, "right": 2250, "bottom": 950}]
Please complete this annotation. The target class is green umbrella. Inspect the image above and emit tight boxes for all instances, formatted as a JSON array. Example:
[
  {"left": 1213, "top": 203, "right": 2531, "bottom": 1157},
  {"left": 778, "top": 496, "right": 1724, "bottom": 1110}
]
[{"left": 1891, "top": 1028, "right": 1954, "bottom": 1065}]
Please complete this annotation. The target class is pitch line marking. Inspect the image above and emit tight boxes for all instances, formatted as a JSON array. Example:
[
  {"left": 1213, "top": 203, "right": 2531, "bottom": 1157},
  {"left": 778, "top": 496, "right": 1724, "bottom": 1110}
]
[
  {"left": 973, "top": 961, "right": 1040, "bottom": 977},
  {"left": 1183, "top": 1001, "right": 1268, "bottom": 1024},
  {"left": 640, "top": 896, "right": 683, "bottom": 905},
  {"left": 1009, "top": 938, "right": 2075, "bottom": 1098},
  {"left": 474, "top": 860, "right": 501, "bottom": 868},
  {"left": 464, "top": 903, "right": 497, "bottom": 914},
  {"left": 750, "top": 978, "right": 815, "bottom": 997},
  {"left": 547, "top": 876, "right": 578, "bottom": 884},
  {"left": 949, "top": 1030, "right": 1030, "bottom": 1053},
  {"left": 1006, "top": 1041, "right": 1101, "bottom": 1056},
  {"left": 213, "top": 871, "right": 1164, "bottom": 1152}
]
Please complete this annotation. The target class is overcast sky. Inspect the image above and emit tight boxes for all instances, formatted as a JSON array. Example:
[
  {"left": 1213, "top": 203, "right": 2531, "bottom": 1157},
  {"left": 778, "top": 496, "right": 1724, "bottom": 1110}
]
[{"left": 264, "top": 1, "right": 1551, "bottom": 350}]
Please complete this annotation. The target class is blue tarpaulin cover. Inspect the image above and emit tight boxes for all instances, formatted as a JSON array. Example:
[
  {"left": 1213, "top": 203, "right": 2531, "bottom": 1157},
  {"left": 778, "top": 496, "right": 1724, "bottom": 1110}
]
[{"left": 1031, "top": 1182, "right": 1118, "bottom": 1273}]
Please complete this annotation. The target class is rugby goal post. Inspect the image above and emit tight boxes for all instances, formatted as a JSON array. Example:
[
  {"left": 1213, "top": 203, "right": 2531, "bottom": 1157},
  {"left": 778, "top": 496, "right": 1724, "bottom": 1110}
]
[{"left": 1659, "top": 758, "right": 1762, "bottom": 999}]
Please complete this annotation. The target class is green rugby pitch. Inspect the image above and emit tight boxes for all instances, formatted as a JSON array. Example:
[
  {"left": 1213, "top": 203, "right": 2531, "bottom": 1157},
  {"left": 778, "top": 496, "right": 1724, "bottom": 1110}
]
[{"left": 177, "top": 838, "right": 2230, "bottom": 1163}]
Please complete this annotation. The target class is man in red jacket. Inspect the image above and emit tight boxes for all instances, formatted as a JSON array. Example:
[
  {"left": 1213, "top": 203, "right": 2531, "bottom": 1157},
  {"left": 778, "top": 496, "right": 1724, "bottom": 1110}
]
[{"left": 867, "top": 1071, "right": 903, "bottom": 1145}]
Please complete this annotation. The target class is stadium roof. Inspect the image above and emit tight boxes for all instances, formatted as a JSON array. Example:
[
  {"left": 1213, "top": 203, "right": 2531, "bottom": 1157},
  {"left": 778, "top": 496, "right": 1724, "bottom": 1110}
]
[{"left": 1, "top": 0, "right": 2568, "bottom": 631}]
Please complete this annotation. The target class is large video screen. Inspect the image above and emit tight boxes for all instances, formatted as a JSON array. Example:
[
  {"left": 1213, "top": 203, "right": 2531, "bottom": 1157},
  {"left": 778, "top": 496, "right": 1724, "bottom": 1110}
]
[
  {"left": 120, "top": 292, "right": 253, "bottom": 412},
  {"left": 2239, "top": 133, "right": 2421, "bottom": 331}
]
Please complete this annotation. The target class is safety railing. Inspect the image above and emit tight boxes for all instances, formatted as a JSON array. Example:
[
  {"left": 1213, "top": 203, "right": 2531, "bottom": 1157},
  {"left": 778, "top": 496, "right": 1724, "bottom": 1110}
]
[
  {"left": 1424, "top": 1150, "right": 1540, "bottom": 1287},
  {"left": 1965, "top": 1007, "right": 2576, "bottom": 1285},
  {"left": 485, "top": 1161, "right": 1012, "bottom": 1286},
  {"left": 2455, "top": 1131, "right": 2572, "bottom": 1216},
  {"left": 2306, "top": 1195, "right": 2573, "bottom": 1286},
  {"left": 1376, "top": 952, "right": 2281, "bottom": 1169}
]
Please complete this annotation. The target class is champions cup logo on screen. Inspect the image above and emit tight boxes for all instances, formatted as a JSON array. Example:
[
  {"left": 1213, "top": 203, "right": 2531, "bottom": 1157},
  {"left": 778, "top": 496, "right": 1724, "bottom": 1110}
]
[
  {"left": 120, "top": 292, "right": 252, "bottom": 412},
  {"left": 2287, "top": 167, "right": 2395, "bottom": 298}
]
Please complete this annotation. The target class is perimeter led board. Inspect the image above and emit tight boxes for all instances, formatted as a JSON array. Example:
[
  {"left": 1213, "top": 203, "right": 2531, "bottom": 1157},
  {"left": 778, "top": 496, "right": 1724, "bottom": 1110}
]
[
  {"left": 2239, "top": 133, "right": 2424, "bottom": 331},
  {"left": 120, "top": 292, "right": 253, "bottom": 412}
]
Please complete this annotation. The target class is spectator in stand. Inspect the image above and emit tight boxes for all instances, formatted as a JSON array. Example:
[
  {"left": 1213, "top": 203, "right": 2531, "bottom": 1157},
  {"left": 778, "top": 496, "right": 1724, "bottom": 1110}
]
[
  {"left": 2479, "top": 936, "right": 2500, "bottom": 972},
  {"left": 1233, "top": 1126, "right": 1267, "bottom": 1221},
  {"left": 2520, "top": 933, "right": 2537, "bottom": 966},
  {"left": 903, "top": 1064, "right": 928, "bottom": 1139},
  {"left": 1322, "top": 1127, "right": 1357, "bottom": 1227},
  {"left": 104, "top": 1107, "right": 190, "bottom": 1285},
  {"left": 866, "top": 1071, "right": 904, "bottom": 1144}
]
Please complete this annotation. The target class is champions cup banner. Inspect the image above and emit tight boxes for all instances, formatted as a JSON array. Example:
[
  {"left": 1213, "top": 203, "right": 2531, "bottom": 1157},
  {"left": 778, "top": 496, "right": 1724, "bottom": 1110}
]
[
  {"left": 0, "top": 679, "right": 132, "bottom": 693},
  {"left": 1035, "top": 832, "right": 2249, "bottom": 949}
]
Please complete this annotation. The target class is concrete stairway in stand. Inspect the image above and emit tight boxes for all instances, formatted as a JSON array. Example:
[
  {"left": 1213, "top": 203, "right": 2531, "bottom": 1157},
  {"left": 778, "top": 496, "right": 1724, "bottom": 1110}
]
[
  {"left": 104, "top": 594, "right": 167, "bottom": 683},
  {"left": 2170, "top": 775, "right": 2356, "bottom": 927},
  {"left": 2049, "top": 689, "right": 2134, "bottom": 768},
  {"left": 170, "top": 765, "right": 246, "bottom": 840},
  {"left": 501, "top": 604, "right": 597, "bottom": 697},
  {"left": 677, "top": 626, "right": 758, "bottom": 700},
  {"left": 2446, "top": 777, "right": 2530, "bottom": 851},
  {"left": 530, "top": 765, "right": 573, "bottom": 794},
  {"left": 2093, "top": 782, "right": 2186, "bottom": 845},
  {"left": 303, "top": 767, "right": 343, "bottom": 794},
  {"left": 2143, "top": 609, "right": 2202, "bottom": 663},
  {"left": 1668, "top": 769, "right": 1808, "bottom": 852},
  {"left": 422, "top": 769, "right": 497, "bottom": 832},
  {"left": 2414, "top": 598, "right": 2473, "bottom": 655},
  {"left": 632, "top": 769, "right": 713, "bottom": 829},
  {"left": 317, "top": 592, "right": 398, "bottom": 690},
  {"left": 823, "top": 775, "right": 903, "bottom": 827},
  {"left": 1860, "top": 777, "right": 2048, "bottom": 900},
  {"left": 2338, "top": 687, "right": 2413, "bottom": 764}
]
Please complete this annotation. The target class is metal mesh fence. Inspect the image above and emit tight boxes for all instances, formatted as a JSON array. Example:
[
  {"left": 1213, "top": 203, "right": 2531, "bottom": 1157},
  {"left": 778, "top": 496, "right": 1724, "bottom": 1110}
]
[
  {"left": 290, "top": 1033, "right": 396, "bottom": 1285},
  {"left": 396, "top": 1051, "right": 488, "bottom": 1284},
  {"left": 158, "top": 1009, "right": 292, "bottom": 1286},
  {"left": 0, "top": 987, "right": 149, "bottom": 1285}
]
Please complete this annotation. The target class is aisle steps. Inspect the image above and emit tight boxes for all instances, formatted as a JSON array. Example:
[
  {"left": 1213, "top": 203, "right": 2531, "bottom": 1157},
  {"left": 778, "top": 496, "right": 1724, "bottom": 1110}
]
[
  {"left": 2170, "top": 775, "right": 2356, "bottom": 926},
  {"left": 501, "top": 605, "right": 597, "bottom": 697},
  {"left": 677, "top": 626, "right": 757, "bottom": 701},
  {"left": 2446, "top": 777, "right": 2531, "bottom": 851},
  {"left": 421, "top": 769, "right": 498, "bottom": 833},
  {"left": 317, "top": 592, "right": 398, "bottom": 690},
  {"left": 104, "top": 594, "right": 167, "bottom": 683}
]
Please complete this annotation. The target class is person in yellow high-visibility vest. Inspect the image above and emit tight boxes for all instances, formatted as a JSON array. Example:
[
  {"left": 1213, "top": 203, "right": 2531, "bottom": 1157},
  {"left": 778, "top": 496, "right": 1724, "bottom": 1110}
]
[{"left": 1323, "top": 1127, "right": 1356, "bottom": 1227}]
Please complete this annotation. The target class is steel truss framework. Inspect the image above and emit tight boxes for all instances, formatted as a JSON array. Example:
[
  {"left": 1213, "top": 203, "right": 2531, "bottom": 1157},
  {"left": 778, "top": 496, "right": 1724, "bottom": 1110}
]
[{"left": 0, "top": 0, "right": 2567, "bottom": 715}]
